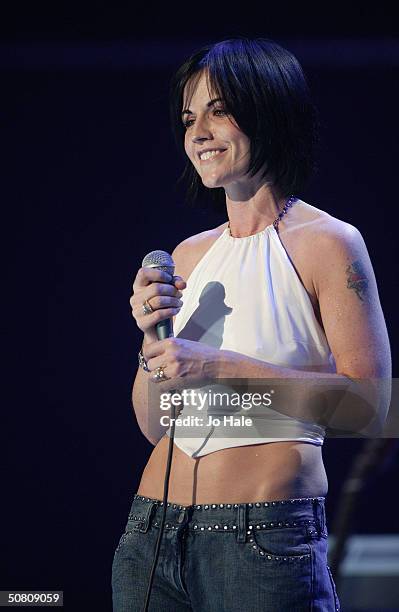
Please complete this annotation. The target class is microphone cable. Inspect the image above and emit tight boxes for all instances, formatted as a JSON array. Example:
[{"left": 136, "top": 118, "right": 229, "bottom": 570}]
[{"left": 142, "top": 400, "right": 178, "bottom": 612}]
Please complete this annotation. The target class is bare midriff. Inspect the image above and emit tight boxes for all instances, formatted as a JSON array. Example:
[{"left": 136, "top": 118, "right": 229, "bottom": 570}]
[{"left": 136, "top": 437, "right": 328, "bottom": 505}]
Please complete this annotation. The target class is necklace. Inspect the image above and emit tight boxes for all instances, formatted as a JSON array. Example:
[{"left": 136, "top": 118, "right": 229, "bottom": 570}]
[
  {"left": 273, "top": 194, "right": 298, "bottom": 233},
  {"left": 227, "top": 194, "right": 298, "bottom": 236}
]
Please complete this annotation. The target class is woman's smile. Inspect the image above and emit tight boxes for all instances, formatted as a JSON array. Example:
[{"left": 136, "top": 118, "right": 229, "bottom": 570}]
[{"left": 198, "top": 149, "right": 228, "bottom": 164}]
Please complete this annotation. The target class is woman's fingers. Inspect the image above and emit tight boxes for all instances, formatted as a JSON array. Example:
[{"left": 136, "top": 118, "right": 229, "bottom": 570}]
[
  {"left": 129, "top": 267, "right": 186, "bottom": 333},
  {"left": 133, "top": 266, "right": 173, "bottom": 290}
]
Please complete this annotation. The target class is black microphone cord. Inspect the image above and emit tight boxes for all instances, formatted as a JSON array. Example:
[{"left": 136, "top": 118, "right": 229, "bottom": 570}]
[{"left": 142, "top": 400, "right": 177, "bottom": 612}]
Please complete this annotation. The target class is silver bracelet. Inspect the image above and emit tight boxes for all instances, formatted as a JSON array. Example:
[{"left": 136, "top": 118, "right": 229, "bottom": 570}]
[{"left": 138, "top": 346, "right": 150, "bottom": 372}]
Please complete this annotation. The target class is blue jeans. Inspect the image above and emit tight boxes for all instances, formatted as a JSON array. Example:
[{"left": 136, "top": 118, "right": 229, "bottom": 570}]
[{"left": 111, "top": 493, "right": 340, "bottom": 611}]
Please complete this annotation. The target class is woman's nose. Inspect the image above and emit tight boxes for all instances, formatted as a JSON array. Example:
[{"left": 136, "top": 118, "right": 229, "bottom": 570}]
[
  {"left": 191, "top": 117, "right": 213, "bottom": 143},
  {"left": 192, "top": 134, "right": 212, "bottom": 144}
]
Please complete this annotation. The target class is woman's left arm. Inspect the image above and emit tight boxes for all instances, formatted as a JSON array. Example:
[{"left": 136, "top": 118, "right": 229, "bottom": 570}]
[{"left": 216, "top": 220, "right": 392, "bottom": 434}]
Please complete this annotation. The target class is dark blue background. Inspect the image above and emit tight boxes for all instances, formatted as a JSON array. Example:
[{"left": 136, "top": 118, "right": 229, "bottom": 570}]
[{"left": 2, "top": 6, "right": 398, "bottom": 610}]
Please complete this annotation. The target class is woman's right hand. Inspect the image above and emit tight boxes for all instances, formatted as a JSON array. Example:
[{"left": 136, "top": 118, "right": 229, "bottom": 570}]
[{"left": 130, "top": 267, "right": 187, "bottom": 340}]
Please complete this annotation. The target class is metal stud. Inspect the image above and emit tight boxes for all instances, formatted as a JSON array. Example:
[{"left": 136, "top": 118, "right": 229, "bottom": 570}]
[
  {"left": 260, "top": 551, "right": 265, "bottom": 556},
  {"left": 214, "top": 525, "right": 219, "bottom": 529},
  {"left": 200, "top": 527, "right": 205, "bottom": 531},
  {"left": 255, "top": 502, "right": 261, "bottom": 507},
  {"left": 248, "top": 525, "right": 253, "bottom": 530},
  {"left": 226, "top": 504, "right": 232, "bottom": 508},
  {"left": 248, "top": 503, "right": 253, "bottom": 508},
  {"left": 247, "top": 530, "right": 251, "bottom": 535},
  {"left": 223, "top": 526, "right": 228, "bottom": 530},
  {"left": 193, "top": 525, "right": 198, "bottom": 529},
  {"left": 204, "top": 505, "right": 209, "bottom": 510},
  {"left": 208, "top": 526, "right": 212, "bottom": 531},
  {"left": 219, "top": 504, "right": 224, "bottom": 508},
  {"left": 211, "top": 504, "right": 217, "bottom": 508}
]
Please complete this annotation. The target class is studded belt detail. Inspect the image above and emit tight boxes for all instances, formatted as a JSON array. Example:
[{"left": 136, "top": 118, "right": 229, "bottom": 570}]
[
  {"left": 130, "top": 494, "right": 323, "bottom": 534},
  {"left": 133, "top": 493, "right": 324, "bottom": 511},
  {"left": 141, "top": 518, "right": 318, "bottom": 532}
]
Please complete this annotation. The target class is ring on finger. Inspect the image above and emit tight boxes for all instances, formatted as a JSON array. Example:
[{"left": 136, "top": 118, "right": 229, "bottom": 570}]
[
  {"left": 142, "top": 299, "right": 154, "bottom": 315},
  {"left": 153, "top": 366, "right": 169, "bottom": 382}
]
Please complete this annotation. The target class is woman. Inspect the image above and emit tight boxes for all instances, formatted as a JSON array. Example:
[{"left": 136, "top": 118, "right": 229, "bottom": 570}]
[{"left": 112, "top": 38, "right": 391, "bottom": 611}]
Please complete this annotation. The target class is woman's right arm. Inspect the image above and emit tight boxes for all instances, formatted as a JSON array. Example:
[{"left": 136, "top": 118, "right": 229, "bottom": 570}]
[{"left": 130, "top": 246, "right": 187, "bottom": 445}]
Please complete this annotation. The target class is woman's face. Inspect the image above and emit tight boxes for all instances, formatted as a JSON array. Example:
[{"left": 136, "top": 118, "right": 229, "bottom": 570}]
[{"left": 182, "top": 71, "right": 252, "bottom": 190}]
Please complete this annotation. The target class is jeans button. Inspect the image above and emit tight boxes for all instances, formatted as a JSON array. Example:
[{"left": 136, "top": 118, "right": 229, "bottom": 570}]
[{"left": 177, "top": 511, "right": 185, "bottom": 524}]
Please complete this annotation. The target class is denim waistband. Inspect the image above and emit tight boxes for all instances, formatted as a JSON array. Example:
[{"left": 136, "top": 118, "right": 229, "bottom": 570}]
[{"left": 126, "top": 494, "right": 327, "bottom": 544}]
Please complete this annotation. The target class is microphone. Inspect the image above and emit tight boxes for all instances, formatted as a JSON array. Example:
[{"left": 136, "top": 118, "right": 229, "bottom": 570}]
[{"left": 142, "top": 250, "right": 175, "bottom": 340}]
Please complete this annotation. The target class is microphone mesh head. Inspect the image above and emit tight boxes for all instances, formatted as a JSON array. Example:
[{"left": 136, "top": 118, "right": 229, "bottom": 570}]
[{"left": 142, "top": 250, "right": 175, "bottom": 275}]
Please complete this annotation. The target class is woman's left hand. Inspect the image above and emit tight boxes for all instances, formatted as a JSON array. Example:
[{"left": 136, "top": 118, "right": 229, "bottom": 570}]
[{"left": 143, "top": 337, "right": 221, "bottom": 389}]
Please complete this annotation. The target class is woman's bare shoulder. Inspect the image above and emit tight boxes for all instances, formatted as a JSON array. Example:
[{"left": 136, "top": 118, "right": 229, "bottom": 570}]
[
  {"left": 292, "top": 199, "right": 359, "bottom": 240},
  {"left": 287, "top": 200, "right": 364, "bottom": 294},
  {"left": 295, "top": 200, "right": 372, "bottom": 302}
]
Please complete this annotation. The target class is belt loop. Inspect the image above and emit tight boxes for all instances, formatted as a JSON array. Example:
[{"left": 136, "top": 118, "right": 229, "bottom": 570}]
[
  {"left": 319, "top": 499, "right": 326, "bottom": 535},
  {"left": 138, "top": 501, "right": 156, "bottom": 533},
  {"left": 312, "top": 498, "right": 325, "bottom": 536},
  {"left": 236, "top": 504, "right": 247, "bottom": 543}
]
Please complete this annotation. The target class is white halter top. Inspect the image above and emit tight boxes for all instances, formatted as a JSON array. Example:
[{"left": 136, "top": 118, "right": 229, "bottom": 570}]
[{"left": 165, "top": 222, "right": 336, "bottom": 458}]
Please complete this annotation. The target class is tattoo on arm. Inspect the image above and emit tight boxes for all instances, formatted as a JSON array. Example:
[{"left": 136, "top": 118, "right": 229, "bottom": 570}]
[{"left": 346, "top": 260, "right": 369, "bottom": 302}]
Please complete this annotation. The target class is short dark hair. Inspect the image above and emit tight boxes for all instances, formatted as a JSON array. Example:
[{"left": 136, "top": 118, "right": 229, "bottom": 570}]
[{"left": 169, "top": 37, "right": 320, "bottom": 212}]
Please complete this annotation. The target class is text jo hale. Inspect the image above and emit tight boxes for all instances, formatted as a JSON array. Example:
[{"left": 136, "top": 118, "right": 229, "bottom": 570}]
[{"left": 159, "top": 415, "right": 253, "bottom": 427}]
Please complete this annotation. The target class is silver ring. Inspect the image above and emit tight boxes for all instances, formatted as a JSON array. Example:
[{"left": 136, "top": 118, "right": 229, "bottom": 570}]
[
  {"left": 153, "top": 366, "right": 168, "bottom": 382},
  {"left": 142, "top": 299, "right": 154, "bottom": 315}
]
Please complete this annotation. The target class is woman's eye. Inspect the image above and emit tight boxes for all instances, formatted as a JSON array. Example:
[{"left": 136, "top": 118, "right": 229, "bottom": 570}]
[{"left": 183, "top": 109, "right": 227, "bottom": 129}]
